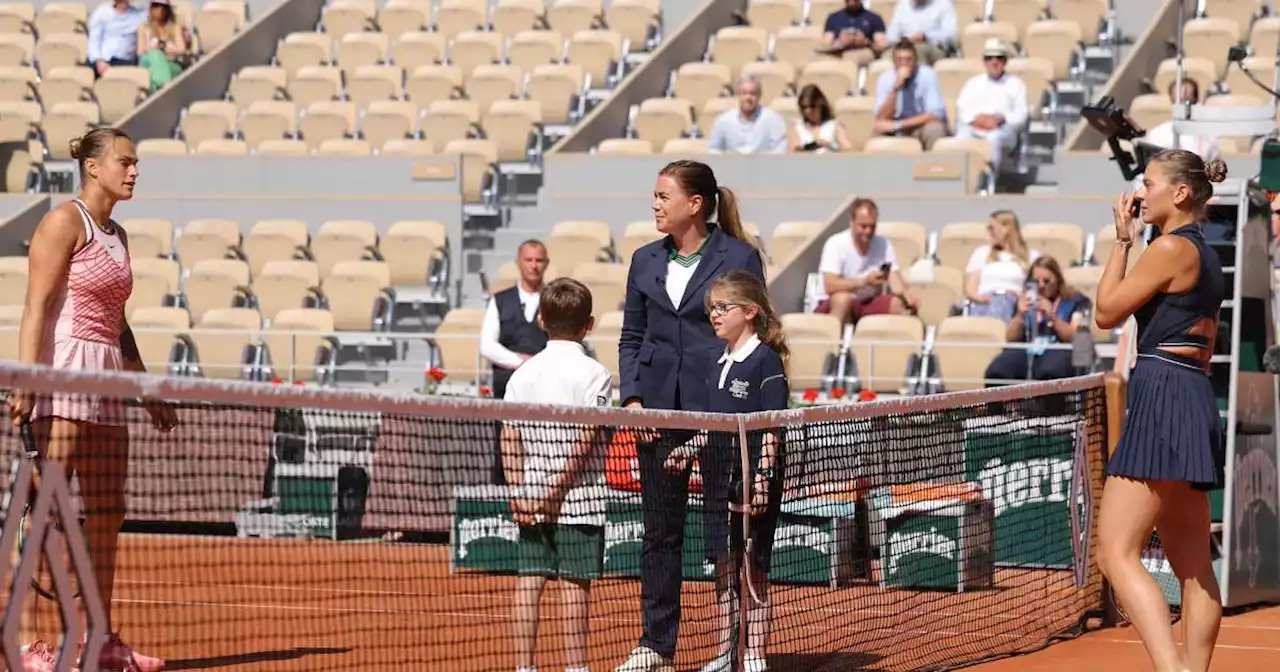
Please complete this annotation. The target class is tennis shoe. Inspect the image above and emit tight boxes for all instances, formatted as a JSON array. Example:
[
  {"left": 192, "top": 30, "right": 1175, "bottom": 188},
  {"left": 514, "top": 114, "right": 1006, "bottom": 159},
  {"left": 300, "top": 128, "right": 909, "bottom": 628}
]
[
  {"left": 698, "top": 653, "right": 732, "bottom": 672},
  {"left": 22, "top": 640, "right": 56, "bottom": 672},
  {"left": 90, "top": 632, "right": 165, "bottom": 672},
  {"left": 614, "top": 646, "right": 674, "bottom": 672}
]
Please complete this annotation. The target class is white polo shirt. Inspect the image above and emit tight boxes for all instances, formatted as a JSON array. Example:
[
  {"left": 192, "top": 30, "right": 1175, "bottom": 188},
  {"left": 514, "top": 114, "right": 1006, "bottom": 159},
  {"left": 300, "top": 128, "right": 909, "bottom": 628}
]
[
  {"left": 966, "top": 245, "right": 1041, "bottom": 295},
  {"left": 503, "top": 340, "right": 613, "bottom": 526},
  {"left": 816, "top": 231, "right": 900, "bottom": 302}
]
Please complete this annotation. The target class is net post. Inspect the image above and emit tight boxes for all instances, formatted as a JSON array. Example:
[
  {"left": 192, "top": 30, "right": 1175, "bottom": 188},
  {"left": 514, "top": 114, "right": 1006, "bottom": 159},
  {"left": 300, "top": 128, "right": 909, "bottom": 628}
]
[
  {"left": 736, "top": 415, "right": 751, "bottom": 672},
  {"left": 1098, "top": 373, "right": 1129, "bottom": 627}
]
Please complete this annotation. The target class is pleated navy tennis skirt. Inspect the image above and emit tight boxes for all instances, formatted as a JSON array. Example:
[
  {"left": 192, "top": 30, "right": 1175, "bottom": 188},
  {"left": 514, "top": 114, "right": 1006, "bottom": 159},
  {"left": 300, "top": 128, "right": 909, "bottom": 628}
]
[{"left": 1107, "top": 351, "right": 1225, "bottom": 491}]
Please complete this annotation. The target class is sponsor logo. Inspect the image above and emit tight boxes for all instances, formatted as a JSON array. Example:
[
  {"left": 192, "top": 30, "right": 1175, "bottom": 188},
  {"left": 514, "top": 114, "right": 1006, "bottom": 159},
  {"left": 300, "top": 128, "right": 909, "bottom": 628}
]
[
  {"left": 773, "top": 524, "right": 832, "bottom": 555},
  {"left": 887, "top": 527, "right": 958, "bottom": 576},
  {"left": 1233, "top": 448, "right": 1278, "bottom": 587},
  {"left": 604, "top": 520, "right": 644, "bottom": 564},
  {"left": 597, "top": 395, "right": 608, "bottom": 407},
  {"left": 457, "top": 517, "right": 519, "bottom": 559},
  {"left": 978, "top": 457, "right": 1073, "bottom": 517},
  {"left": 730, "top": 378, "right": 750, "bottom": 400}
]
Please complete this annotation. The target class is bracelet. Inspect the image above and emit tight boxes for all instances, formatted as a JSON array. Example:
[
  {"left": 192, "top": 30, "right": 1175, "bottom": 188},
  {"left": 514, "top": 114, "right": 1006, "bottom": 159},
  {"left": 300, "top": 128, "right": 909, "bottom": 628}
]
[
  {"left": 755, "top": 467, "right": 776, "bottom": 480},
  {"left": 1116, "top": 238, "right": 1134, "bottom": 249}
]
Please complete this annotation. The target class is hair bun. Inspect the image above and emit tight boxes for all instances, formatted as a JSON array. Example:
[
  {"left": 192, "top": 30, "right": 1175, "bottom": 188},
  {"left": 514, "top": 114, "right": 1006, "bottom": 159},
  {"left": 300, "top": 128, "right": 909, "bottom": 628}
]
[
  {"left": 1205, "top": 158, "right": 1229, "bottom": 183},
  {"left": 68, "top": 137, "right": 82, "bottom": 160}
]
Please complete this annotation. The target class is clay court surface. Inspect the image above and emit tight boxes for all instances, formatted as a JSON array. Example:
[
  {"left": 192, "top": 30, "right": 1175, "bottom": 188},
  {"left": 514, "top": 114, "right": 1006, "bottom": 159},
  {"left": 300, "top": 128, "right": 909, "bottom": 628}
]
[{"left": 8, "top": 533, "right": 1270, "bottom": 671}]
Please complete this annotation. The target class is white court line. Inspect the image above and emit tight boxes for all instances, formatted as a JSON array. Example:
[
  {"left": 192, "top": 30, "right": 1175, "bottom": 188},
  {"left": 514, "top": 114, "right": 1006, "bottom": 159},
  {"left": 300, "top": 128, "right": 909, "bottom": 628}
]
[{"left": 1094, "top": 639, "right": 1280, "bottom": 653}]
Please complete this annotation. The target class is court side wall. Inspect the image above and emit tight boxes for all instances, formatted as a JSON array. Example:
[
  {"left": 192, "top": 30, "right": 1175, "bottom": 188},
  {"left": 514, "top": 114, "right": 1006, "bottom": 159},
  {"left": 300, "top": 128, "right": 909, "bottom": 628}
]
[
  {"left": 118, "top": 0, "right": 327, "bottom": 141},
  {"left": 0, "top": 195, "right": 51, "bottom": 256},
  {"left": 550, "top": 0, "right": 741, "bottom": 153}
]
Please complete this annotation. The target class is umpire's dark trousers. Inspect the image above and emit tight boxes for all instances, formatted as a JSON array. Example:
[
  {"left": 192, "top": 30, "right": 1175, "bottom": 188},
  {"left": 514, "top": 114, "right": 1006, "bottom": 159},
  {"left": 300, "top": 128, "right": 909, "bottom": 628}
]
[{"left": 636, "top": 431, "right": 694, "bottom": 658}]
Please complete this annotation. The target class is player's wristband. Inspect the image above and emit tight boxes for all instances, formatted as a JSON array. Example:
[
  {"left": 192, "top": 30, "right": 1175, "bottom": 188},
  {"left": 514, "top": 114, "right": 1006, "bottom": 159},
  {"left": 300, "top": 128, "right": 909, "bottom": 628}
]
[{"left": 755, "top": 467, "right": 776, "bottom": 481}]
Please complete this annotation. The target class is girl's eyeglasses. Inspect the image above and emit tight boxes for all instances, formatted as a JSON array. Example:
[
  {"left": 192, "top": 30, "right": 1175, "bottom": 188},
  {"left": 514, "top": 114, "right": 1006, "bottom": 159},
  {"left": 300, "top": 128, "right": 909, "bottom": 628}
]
[{"left": 709, "top": 301, "right": 745, "bottom": 316}]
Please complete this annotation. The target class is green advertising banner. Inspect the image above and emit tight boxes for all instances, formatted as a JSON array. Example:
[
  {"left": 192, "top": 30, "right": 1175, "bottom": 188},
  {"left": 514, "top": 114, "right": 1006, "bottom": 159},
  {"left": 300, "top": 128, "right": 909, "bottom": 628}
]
[
  {"left": 451, "top": 487, "right": 521, "bottom": 574},
  {"left": 964, "top": 416, "right": 1079, "bottom": 568},
  {"left": 876, "top": 494, "right": 994, "bottom": 592},
  {"left": 603, "top": 494, "right": 713, "bottom": 581}
]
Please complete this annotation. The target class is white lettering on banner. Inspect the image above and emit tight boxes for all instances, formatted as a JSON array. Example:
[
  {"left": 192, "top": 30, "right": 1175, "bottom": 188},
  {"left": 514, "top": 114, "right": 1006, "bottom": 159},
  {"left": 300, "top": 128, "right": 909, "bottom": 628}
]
[
  {"left": 773, "top": 524, "right": 831, "bottom": 555},
  {"left": 978, "top": 458, "right": 1074, "bottom": 517},
  {"left": 1233, "top": 378, "right": 1279, "bottom": 589},
  {"left": 887, "top": 527, "right": 958, "bottom": 576},
  {"left": 457, "top": 517, "right": 520, "bottom": 559},
  {"left": 604, "top": 520, "right": 644, "bottom": 564}
]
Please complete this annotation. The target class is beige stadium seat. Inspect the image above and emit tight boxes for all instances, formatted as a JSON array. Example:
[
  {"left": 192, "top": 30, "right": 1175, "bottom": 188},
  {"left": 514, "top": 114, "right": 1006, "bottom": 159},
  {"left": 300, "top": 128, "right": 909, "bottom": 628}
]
[
  {"left": 312, "top": 219, "right": 379, "bottom": 279},
  {"left": 747, "top": 0, "right": 801, "bottom": 34},
  {"left": 831, "top": 96, "right": 875, "bottom": 151},
  {"left": 590, "top": 310, "right": 623, "bottom": 384},
  {"left": 382, "top": 220, "right": 445, "bottom": 286},
  {"left": 0, "top": 304, "right": 18, "bottom": 359},
  {"left": 392, "top": 31, "right": 448, "bottom": 71},
  {"left": 196, "top": 138, "right": 249, "bottom": 155},
  {"left": 36, "top": 65, "right": 92, "bottom": 110},
  {"left": 1225, "top": 56, "right": 1273, "bottom": 98},
  {"left": 931, "top": 137, "right": 992, "bottom": 193},
  {"left": 484, "top": 98, "right": 542, "bottom": 163},
  {"left": 299, "top": 100, "right": 357, "bottom": 149},
  {"left": 492, "top": 0, "right": 543, "bottom": 37},
  {"left": 0, "top": 3, "right": 32, "bottom": 34},
  {"left": 710, "top": 26, "right": 767, "bottom": 81},
  {"left": 1092, "top": 224, "right": 1141, "bottom": 272},
  {"left": 128, "top": 306, "right": 189, "bottom": 372},
  {"left": 240, "top": 100, "right": 298, "bottom": 149},
  {"left": 0, "top": 255, "right": 26, "bottom": 305},
  {"left": 257, "top": 138, "right": 310, "bottom": 156},
  {"left": 435, "top": 0, "right": 488, "bottom": 39},
  {"left": 547, "top": 0, "right": 598, "bottom": 37},
  {"left": 619, "top": 220, "right": 663, "bottom": 263},
  {"left": 850, "top": 314, "right": 924, "bottom": 393},
  {"left": 255, "top": 261, "right": 323, "bottom": 323},
  {"left": 1204, "top": 0, "right": 1260, "bottom": 36},
  {"left": 1063, "top": 265, "right": 1104, "bottom": 337},
  {"left": 597, "top": 137, "right": 653, "bottom": 155},
  {"left": 361, "top": 99, "right": 418, "bottom": 149},
  {"left": 1023, "top": 222, "right": 1084, "bottom": 268},
  {"left": 491, "top": 260, "right": 562, "bottom": 294},
  {"left": 782, "top": 312, "right": 840, "bottom": 391},
  {"left": 1184, "top": 17, "right": 1243, "bottom": 78},
  {"left": 176, "top": 218, "right": 240, "bottom": 268},
  {"left": 769, "top": 220, "right": 825, "bottom": 267},
  {"left": 1154, "top": 58, "right": 1216, "bottom": 100},
  {"left": 633, "top": 97, "right": 693, "bottom": 151},
  {"left": 1251, "top": 16, "right": 1280, "bottom": 58},
  {"left": 263, "top": 308, "right": 337, "bottom": 383},
  {"left": 864, "top": 136, "right": 923, "bottom": 155},
  {"left": 960, "top": 22, "right": 1017, "bottom": 60},
  {"left": 662, "top": 137, "right": 710, "bottom": 155},
  {"left": 121, "top": 218, "right": 173, "bottom": 257},
  {"left": 445, "top": 137, "right": 498, "bottom": 203},
  {"left": 605, "top": 0, "right": 657, "bottom": 49},
  {"left": 276, "top": 32, "right": 331, "bottom": 80},
  {"left": 798, "top": 60, "right": 858, "bottom": 103},
  {"left": 423, "top": 98, "right": 479, "bottom": 147},
  {"left": 933, "top": 316, "right": 1006, "bottom": 391},
  {"left": 347, "top": 65, "right": 404, "bottom": 107},
  {"left": 913, "top": 265, "right": 963, "bottom": 327},
  {"left": 741, "top": 61, "right": 795, "bottom": 105},
  {"left": 42, "top": 101, "right": 97, "bottom": 160},
  {"left": 243, "top": 219, "right": 309, "bottom": 278},
  {"left": 771, "top": 25, "right": 823, "bottom": 72},
  {"left": 405, "top": 63, "right": 464, "bottom": 108},
  {"left": 434, "top": 307, "right": 485, "bottom": 383},
  {"left": 566, "top": 29, "right": 622, "bottom": 88},
  {"left": 1024, "top": 20, "right": 1082, "bottom": 80},
  {"left": 322, "top": 259, "right": 393, "bottom": 330},
  {"left": 189, "top": 307, "right": 261, "bottom": 380},
  {"left": 698, "top": 96, "right": 737, "bottom": 135},
  {"left": 228, "top": 66, "right": 287, "bottom": 108},
  {"left": 936, "top": 221, "right": 989, "bottom": 271},
  {"left": 934, "top": 58, "right": 984, "bottom": 109},
  {"left": 378, "top": 1, "right": 430, "bottom": 40},
  {"left": 507, "top": 29, "right": 564, "bottom": 74},
  {"left": 322, "top": 1, "right": 374, "bottom": 39},
  {"left": 136, "top": 138, "right": 187, "bottom": 157},
  {"left": 0, "top": 33, "right": 34, "bottom": 67},
  {"left": 126, "top": 256, "right": 180, "bottom": 317},
  {"left": 287, "top": 65, "right": 343, "bottom": 107},
  {"left": 527, "top": 63, "right": 583, "bottom": 124},
  {"left": 674, "top": 62, "right": 732, "bottom": 116},
  {"left": 952, "top": 0, "right": 985, "bottom": 26},
  {"left": 1005, "top": 57, "right": 1052, "bottom": 118},
  {"left": 317, "top": 138, "right": 371, "bottom": 156},
  {"left": 34, "top": 33, "right": 86, "bottom": 72},
  {"left": 195, "top": 1, "right": 243, "bottom": 52},
  {"left": 34, "top": 3, "right": 86, "bottom": 36},
  {"left": 548, "top": 220, "right": 612, "bottom": 263},
  {"left": 1127, "top": 93, "right": 1172, "bottom": 131},
  {"left": 380, "top": 137, "right": 435, "bottom": 155},
  {"left": 877, "top": 221, "right": 927, "bottom": 267},
  {"left": 767, "top": 94, "right": 801, "bottom": 128},
  {"left": 0, "top": 65, "right": 35, "bottom": 102},
  {"left": 181, "top": 99, "right": 238, "bottom": 148},
  {"left": 184, "top": 259, "right": 252, "bottom": 325},
  {"left": 452, "top": 31, "right": 504, "bottom": 79},
  {"left": 465, "top": 63, "right": 523, "bottom": 110},
  {"left": 1051, "top": 0, "right": 1107, "bottom": 45},
  {"left": 572, "top": 262, "right": 627, "bottom": 317},
  {"left": 336, "top": 31, "right": 390, "bottom": 75},
  {"left": 1207, "top": 92, "right": 1266, "bottom": 108},
  {"left": 991, "top": 0, "right": 1045, "bottom": 41}
]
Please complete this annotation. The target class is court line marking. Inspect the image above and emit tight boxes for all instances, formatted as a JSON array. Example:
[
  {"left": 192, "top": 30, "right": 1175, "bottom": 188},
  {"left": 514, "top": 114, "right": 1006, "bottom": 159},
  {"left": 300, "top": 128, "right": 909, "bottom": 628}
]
[{"left": 1093, "top": 638, "right": 1280, "bottom": 653}]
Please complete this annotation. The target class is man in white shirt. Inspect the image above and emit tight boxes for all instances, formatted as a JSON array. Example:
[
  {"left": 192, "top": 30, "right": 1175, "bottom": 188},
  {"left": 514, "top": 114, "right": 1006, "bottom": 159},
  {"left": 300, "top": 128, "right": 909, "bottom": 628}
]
[
  {"left": 954, "top": 39, "right": 1028, "bottom": 173},
  {"left": 815, "top": 197, "right": 918, "bottom": 324},
  {"left": 481, "top": 240, "right": 550, "bottom": 401},
  {"left": 707, "top": 76, "right": 788, "bottom": 154},
  {"left": 89, "top": 0, "right": 146, "bottom": 76},
  {"left": 885, "top": 0, "right": 957, "bottom": 65},
  {"left": 501, "top": 278, "right": 612, "bottom": 672}
]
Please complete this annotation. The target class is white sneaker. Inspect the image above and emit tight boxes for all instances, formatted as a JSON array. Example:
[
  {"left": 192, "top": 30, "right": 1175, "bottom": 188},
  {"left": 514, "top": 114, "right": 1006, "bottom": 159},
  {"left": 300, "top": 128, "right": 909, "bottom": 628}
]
[
  {"left": 698, "top": 653, "right": 732, "bottom": 672},
  {"left": 743, "top": 656, "right": 768, "bottom": 672},
  {"left": 614, "top": 647, "right": 674, "bottom": 672}
]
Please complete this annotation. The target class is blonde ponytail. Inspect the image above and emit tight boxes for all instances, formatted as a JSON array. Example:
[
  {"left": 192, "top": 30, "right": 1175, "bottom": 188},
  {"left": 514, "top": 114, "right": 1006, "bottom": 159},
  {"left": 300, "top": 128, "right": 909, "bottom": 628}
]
[{"left": 757, "top": 307, "right": 790, "bottom": 377}]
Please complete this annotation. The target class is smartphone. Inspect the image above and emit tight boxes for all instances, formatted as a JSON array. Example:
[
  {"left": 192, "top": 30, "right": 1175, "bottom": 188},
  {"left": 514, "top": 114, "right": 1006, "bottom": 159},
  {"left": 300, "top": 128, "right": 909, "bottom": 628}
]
[
  {"left": 1130, "top": 197, "right": 1143, "bottom": 219},
  {"left": 879, "top": 262, "right": 892, "bottom": 275}
]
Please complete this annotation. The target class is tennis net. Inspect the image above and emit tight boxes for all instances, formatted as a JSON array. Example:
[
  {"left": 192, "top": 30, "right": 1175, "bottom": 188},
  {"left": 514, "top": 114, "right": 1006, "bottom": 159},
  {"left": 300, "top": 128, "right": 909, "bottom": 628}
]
[{"left": 0, "top": 364, "right": 1116, "bottom": 672}]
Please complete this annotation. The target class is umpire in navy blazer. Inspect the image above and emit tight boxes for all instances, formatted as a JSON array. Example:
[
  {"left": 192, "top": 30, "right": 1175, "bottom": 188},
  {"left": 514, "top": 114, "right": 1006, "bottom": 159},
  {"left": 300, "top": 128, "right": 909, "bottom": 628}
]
[{"left": 615, "top": 160, "right": 765, "bottom": 671}]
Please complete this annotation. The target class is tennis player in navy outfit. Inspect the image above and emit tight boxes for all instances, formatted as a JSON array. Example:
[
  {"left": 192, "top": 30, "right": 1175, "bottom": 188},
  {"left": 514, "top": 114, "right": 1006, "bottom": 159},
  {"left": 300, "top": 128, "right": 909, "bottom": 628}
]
[
  {"left": 665, "top": 270, "right": 789, "bottom": 672},
  {"left": 615, "top": 160, "right": 765, "bottom": 672},
  {"left": 1095, "top": 149, "right": 1227, "bottom": 672}
]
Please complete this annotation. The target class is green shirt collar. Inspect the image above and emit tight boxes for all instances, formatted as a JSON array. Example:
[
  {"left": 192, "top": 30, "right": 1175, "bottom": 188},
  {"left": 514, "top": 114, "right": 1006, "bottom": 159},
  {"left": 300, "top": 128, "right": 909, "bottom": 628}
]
[{"left": 665, "top": 232, "right": 711, "bottom": 267}]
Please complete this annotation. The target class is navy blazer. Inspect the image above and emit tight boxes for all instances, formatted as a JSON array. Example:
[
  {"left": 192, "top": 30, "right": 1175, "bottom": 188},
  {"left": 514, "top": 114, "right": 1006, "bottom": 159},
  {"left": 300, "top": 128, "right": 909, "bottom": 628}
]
[{"left": 619, "top": 227, "right": 766, "bottom": 412}]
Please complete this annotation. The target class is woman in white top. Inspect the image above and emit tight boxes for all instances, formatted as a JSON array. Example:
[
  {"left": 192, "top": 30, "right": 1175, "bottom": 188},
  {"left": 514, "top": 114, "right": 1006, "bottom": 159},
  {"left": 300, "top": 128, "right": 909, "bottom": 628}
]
[
  {"left": 787, "top": 84, "right": 851, "bottom": 154},
  {"left": 965, "top": 209, "right": 1039, "bottom": 321}
]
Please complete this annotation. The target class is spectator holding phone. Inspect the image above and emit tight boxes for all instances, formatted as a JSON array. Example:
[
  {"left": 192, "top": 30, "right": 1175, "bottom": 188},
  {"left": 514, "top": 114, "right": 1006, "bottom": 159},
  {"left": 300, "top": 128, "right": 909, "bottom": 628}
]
[
  {"left": 820, "top": 0, "right": 887, "bottom": 66},
  {"left": 136, "top": 0, "right": 189, "bottom": 92},
  {"left": 965, "top": 210, "right": 1039, "bottom": 322},
  {"left": 788, "top": 85, "right": 852, "bottom": 153},
  {"left": 814, "top": 198, "right": 917, "bottom": 324},
  {"left": 983, "top": 257, "right": 1089, "bottom": 384}
]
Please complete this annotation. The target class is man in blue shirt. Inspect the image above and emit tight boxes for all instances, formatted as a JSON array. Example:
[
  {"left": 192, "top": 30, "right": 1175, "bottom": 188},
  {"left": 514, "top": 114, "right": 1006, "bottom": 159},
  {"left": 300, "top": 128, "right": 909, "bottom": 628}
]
[
  {"left": 820, "top": 0, "right": 887, "bottom": 67},
  {"left": 89, "top": 0, "right": 147, "bottom": 77},
  {"left": 873, "top": 39, "right": 949, "bottom": 149}
]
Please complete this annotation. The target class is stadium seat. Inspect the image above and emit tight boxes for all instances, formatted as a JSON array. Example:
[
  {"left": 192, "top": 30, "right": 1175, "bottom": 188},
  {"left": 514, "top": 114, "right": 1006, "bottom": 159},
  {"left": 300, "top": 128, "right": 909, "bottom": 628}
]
[
  {"left": 548, "top": 220, "right": 613, "bottom": 264},
  {"left": 175, "top": 218, "right": 240, "bottom": 268},
  {"left": 913, "top": 264, "right": 964, "bottom": 327},
  {"left": 423, "top": 98, "right": 478, "bottom": 148},
  {"left": 184, "top": 259, "right": 252, "bottom": 324},
  {"left": 492, "top": 0, "right": 544, "bottom": 37},
  {"left": 322, "top": 1, "right": 375, "bottom": 40},
  {"left": 254, "top": 259, "right": 323, "bottom": 322},
  {"left": 380, "top": 137, "right": 435, "bottom": 155},
  {"left": 782, "top": 312, "right": 841, "bottom": 391},
  {"left": 323, "top": 259, "right": 393, "bottom": 331},
  {"left": 180, "top": 100, "right": 238, "bottom": 149},
  {"left": 196, "top": 138, "right": 250, "bottom": 155},
  {"left": 864, "top": 136, "right": 924, "bottom": 155},
  {"left": 348, "top": 64, "right": 405, "bottom": 107},
  {"left": 137, "top": 138, "right": 188, "bottom": 157},
  {"left": 491, "top": 261, "right": 562, "bottom": 294},
  {"left": 798, "top": 60, "right": 858, "bottom": 103},
  {"left": 433, "top": 307, "right": 486, "bottom": 383},
  {"left": 710, "top": 26, "right": 767, "bottom": 81},
  {"left": 1023, "top": 222, "right": 1084, "bottom": 268},
  {"left": 240, "top": 100, "right": 298, "bottom": 149},
  {"left": 933, "top": 316, "right": 1006, "bottom": 391},
  {"left": 771, "top": 26, "right": 822, "bottom": 72},
  {"left": 877, "top": 221, "right": 927, "bottom": 267},
  {"left": 467, "top": 63, "right": 524, "bottom": 110},
  {"left": 1063, "top": 265, "right": 1105, "bottom": 337},
  {"left": 35, "top": 34, "right": 87, "bottom": 73},
  {"left": 566, "top": 29, "right": 623, "bottom": 88},
  {"left": 445, "top": 138, "right": 499, "bottom": 203},
  {"left": 1005, "top": 57, "right": 1053, "bottom": 118},
  {"left": 851, "top": 314, "right": 924, "bottom": 393},
  {"left": 189, "top": 306, "right": 261, "bottom": 380},
  {"left": 453, "top": 31, "right": 505, "bottom": 79},
  {"left": 960, "top": 22, "right": 1017, "bottom": 60},
  {"left": 674, "top": 62, "right": 732, "bottom": 116},
  {"left": 1024, "top": 20, "right": 1082, "bottom": 80},
  {"left": 527, "top": 63, "right": 584, "bottom": 124},
  {"left": 383, "top": 220, "right": 446, "bottom": 286},
  {"left": 435, "top": 0, "right": 487, "bottom": 40},
  {"left": 0, "top": 33, "right": 34, "bottom": 67},
  {"left": 992, "top": 0, "right": 1046, "bottom": 42},
  {"left": 507, "top": 29, "right": 564, "bottom": 74},
  {"left": 378, "top": 2, "right": 430, "bottom": 40},
  {"left": 662, "top": 137, "right": 710, "bottom": 155},
  {"left": 619, "top": 220, "right": 663, "bottom": 263},
  {"left": 768, "top": 220, "right": 825, "bottom": 267},
  {"left": 605, "top": 0, "right": 658, "bottom": 50},
  {"left": 392, "top": 32, "right": 447, "bottom": 70},
  {"left": 1225, "top": 56, "right": 1274, "bottom": 99},
  {"left": 43, "top": 101, "right": 97, "bottom": 160},
  {"left": 195, "top": 1, "right": 244, "bottom": 52},
  {"left": 128, "top": 306, "right": 190, "bottom": 373},
  {"left": 288, "top": 66, "right": 344, "bottom": 107},
  {"left": 227, "top": 66, "right": 287, "bottom": 108},
  {"left": 336, "top": 31, "right": 390, "bottom": 75},
  {"left": 572, "top": 262, "right": 627, "bottom": 317},
  {"left": 547, "top": 0, "right": 598, "bottom": 37},
  {"left": 633, "top": 97, "right": 694, "bottom": 151},
  {"left": 953, "top": 0, "right": 986, "bottom": 28},
  {"left": 699, "top": 96, "right": 738, "bottom": 135},
  {"left": 312, "top": 219, "right": 379, "bottom": 279},
  {"left": 936, "top": 221, "right": 989, "bottom": 271},
  {"left": 0, "top": 303, "right": 18, "bottom": 359},
  {"left": 746, "top": 0, "right": 801, "bottom": 34},
  {"left": 483, "top": 98, "right": 543, "bottom": 163},
  {"left": 300, "top": 100, "right": 358, "bottom": 150},
  {"left": 262, "top": 308, "right": 338, "bottom": 383},
  {"left": 1051, "top": 0, "right": 1108, "bottom": 45},
  {"left": 0, "top": 255, "right": 26, "bottom": 306},
  {"left": 741, "top": 61, "right": 795, "bottom": 105},
  {"left": 360, "top": 100, "right": 418, "bottom": 148},
  {"left": 127, "top": 257, "right": 181, "bottom": 318},
  {"left": 590, "top": 310, "right": 623, "bottom": 384},
  {"left": 121, "top": 218, "right": 174, "bottom": 258},
  {"left": 34, "top": 3, "right": 86, "bottom": 37},
  {"left": 597, "top": 138, "right": 653, "bottom": 155},
  {"left": 276, "top": 32, "right": 331, "bottom": 79},
  {"left": 1127, "top": 93, "right": 1172, "bottom": 131},
  {"left": 1154, "top": 58, "right": 1216, "bottom": 99},
  {"left": 832, "top": 96, "right": 875, "bottom": 152},
  {"left": 243, "top": 219, "right": 310, "bottom": 277},
  {"left": 257, "top": 138, "right": 310, "bottom": 156},
  {"left": 1204, "top": 0, "right": 1260, "bottom": 37}
]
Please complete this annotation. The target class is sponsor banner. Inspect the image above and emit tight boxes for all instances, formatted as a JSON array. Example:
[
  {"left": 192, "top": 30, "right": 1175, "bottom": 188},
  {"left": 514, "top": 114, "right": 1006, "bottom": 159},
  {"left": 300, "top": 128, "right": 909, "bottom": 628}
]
[
  {"left": 452, "top": 499, "right": 520, "bottom": 574},
  {"left": 881, "top": 501, "right": 994, "bottom": 592}
]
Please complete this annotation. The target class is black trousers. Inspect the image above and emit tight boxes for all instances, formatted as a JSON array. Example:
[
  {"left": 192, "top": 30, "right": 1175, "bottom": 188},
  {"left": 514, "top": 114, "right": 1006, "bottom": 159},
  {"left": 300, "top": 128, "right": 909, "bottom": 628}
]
[
  {"left": 92, "top": 57, "right": 138, "bottom": 78},
  {"left": 984, "top": 347, "right": 1074, "bottom": 384},
  {"left": 636, "top": 429, "right": 696, "bottom": 658}
]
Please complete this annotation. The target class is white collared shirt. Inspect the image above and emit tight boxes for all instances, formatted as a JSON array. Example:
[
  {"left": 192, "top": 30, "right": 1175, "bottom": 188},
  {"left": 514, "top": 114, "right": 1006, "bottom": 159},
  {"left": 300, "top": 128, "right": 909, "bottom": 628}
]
[
  {"left": 717, "top": 333, "right": 762, "bottom": 390},
  {"left": 479, "top": 284, "right": 541, "bottom": 370},
  {"left": 956, "top": 73, "right": 1029, "bottom": 129}
]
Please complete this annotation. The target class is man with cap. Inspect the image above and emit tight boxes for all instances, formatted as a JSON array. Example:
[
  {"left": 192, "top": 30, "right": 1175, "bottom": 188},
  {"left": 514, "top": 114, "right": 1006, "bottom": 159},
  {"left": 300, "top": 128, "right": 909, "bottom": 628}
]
[{"left": 954, "top": 38, "right": 1029, "bottom": 173}]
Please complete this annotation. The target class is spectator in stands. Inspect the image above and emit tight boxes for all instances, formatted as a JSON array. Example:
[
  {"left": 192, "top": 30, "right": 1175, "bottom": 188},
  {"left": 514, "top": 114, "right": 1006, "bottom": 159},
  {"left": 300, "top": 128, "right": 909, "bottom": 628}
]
[
  {"left": 89, "top": 0, "right": 147, "bottom": 77},
  {"left": 820, "top": 0, "right": 888, "bottom": 66},
  {"left": 885, "top": 0, "right": 957, "bottom": 66},
  {"left": 815, "top": 197, "right": 918, "bottom": 324},
  {"left": 136, "top": 0, "right": 190, "bottom": 92},
  {"left": 965, "top": 210, "right": 1038, "bottom": 321},
  {"left": 707, "top": 76, "right": 788, "bottom": 155},
  {"left": 1142, "top": 80, "right": 1221, "bottom": 161},
  {"left": 874, "top": 40, "right": 948, "bottom": 150},
  {"left": 983, "top": 257, "right": 1089, "bottom": 383},
  {"left": 481, "top": 240, "right": 550, "bottom": 402},
  {"left": 788, "top": 84, "right": 852, "bottom": 153},
  {"left": 615, "top": 160, "right": 764, "bottom": 672},
  {"left": 954, "top": 39, "right": 1028, "bottom": 174}
]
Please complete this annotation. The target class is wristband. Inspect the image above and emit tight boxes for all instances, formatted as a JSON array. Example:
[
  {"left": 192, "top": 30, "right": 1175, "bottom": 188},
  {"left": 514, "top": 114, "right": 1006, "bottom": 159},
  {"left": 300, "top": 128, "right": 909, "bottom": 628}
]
[
  {"left": 893, "top": 121, "right": 902, "bottom": 134},
  {"left": 755, "top": 467, "right": 776, "bottom": 480}
]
